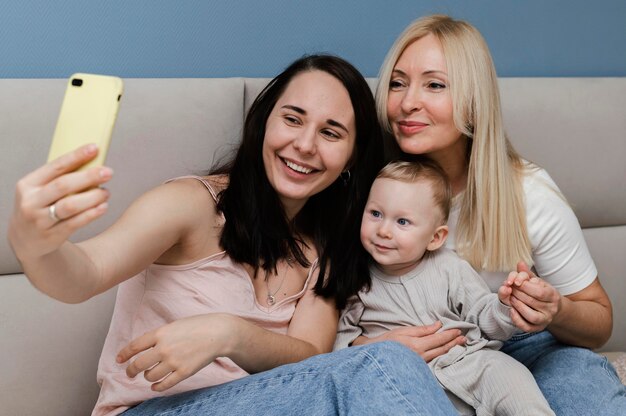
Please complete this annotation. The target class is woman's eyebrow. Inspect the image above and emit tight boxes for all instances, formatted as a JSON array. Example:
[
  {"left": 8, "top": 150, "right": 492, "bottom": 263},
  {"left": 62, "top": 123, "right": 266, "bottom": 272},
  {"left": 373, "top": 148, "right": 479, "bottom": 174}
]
[
  {"left": 282, "top": 105, "right": 349, "bottom": 134},
  {"left": 392, "top": 68, "right": 447, "bottom": 77},
  {"left": 327, "top": 119, "right": 349, "bottom": 134},
  {"left": 423, "top": 70, "right": 447, "bottom": 76},
  {"left": 282, "top": 104, "right": 306, "bottom": 114}
]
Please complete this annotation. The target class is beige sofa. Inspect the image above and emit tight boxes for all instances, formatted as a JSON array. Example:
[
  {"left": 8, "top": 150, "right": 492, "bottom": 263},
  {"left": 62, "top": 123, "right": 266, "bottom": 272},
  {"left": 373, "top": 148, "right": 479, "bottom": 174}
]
[{"left": 1, "top": 77, "right": 625, "bottom": 415}]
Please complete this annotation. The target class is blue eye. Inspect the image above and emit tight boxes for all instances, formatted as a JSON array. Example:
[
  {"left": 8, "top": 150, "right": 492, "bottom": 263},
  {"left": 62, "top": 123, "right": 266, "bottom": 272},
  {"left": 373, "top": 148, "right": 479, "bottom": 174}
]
[
  {"left": 397, "top": 218, "right": 410, "bottom": 226},
  {"left": 371, "top": 210, "right": 381, "bottom": 218}
]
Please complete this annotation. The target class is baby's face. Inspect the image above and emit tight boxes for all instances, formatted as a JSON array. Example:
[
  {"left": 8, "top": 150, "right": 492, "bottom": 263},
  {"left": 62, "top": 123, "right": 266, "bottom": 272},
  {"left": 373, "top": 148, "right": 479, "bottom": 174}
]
[{"left": 361, "top": 178, "right": 442, "bottom": 276}]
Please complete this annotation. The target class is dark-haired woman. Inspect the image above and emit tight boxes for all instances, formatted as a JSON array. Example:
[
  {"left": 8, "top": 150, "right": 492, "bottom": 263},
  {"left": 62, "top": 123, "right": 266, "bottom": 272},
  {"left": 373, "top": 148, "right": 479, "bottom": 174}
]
[{"left": 8, "top": 55, "right": 458, "bottom": 415}]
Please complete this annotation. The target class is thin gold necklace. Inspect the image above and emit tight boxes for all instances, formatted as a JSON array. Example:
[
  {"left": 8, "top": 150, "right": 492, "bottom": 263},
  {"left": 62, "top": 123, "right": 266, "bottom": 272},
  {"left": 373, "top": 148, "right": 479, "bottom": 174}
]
[{"left": 265, "top": 257, "right": 293, "bottom": 306}]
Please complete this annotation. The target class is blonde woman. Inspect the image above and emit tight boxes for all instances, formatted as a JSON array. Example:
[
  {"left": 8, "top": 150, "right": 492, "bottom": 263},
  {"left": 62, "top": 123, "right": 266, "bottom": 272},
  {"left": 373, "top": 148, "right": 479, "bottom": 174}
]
[{"left": 364, "top": 14, "right": 626, "bottom": 413}]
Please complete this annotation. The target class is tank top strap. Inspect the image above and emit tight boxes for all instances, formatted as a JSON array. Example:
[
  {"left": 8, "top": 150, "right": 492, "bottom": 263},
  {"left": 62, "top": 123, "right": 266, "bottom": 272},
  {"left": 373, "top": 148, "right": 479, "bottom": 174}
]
[{"left": 165, "top": 175, "right": 222, "bottom": 203}]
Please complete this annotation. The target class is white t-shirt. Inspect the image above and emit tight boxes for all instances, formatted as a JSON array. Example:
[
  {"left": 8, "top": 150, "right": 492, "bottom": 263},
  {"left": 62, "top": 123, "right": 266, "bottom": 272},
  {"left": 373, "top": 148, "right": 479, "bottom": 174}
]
[{"left": 445, "top": 166, "right": 597, "bottom": 296}]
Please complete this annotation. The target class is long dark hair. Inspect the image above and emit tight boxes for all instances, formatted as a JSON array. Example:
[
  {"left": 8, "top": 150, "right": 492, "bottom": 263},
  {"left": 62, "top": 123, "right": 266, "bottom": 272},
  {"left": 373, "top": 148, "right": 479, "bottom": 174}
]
[{"left": 211, "top": 54, "right": 384, "bottom": 309}]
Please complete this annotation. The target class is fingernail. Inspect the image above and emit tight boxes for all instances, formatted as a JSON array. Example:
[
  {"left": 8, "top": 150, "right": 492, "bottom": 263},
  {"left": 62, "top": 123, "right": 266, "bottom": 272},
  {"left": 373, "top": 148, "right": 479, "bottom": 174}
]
[
  {"left": 99, "top": 167, "right": 113, "bottom": 179},
  {"left": 85, "top": 144, "right": 97, "bottom": 154},
  {"left": 98, "top": 202, "right": 109, "bottom": 212},
  {"left": 116, "top": 355, "right": 122, "bottom": 363}
]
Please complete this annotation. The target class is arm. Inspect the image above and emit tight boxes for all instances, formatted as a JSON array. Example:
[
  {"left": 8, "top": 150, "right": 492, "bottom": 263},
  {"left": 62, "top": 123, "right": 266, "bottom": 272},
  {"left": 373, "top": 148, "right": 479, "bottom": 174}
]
[
  {"left": 8, "top": 145, "right": 213, "bottom": 303},
  {"left": 453, "top": 259, "right": 518, "bottom": 341},
  {"left": 549, "top": 278, "right": 612, "bottom": 348},
  {"left": 334, "top": 296, "right": 366, "bottom": 350},
  {"left": 118, "top": 267, "right": 339, "bottom": 392},
  {"left": 508, "top": 264, "right": 612, "bottom": 348},
  {"left": 352, "top": 323, "right": 465, "bottom": 363},
  {"left": 505, "top": 169, "right": 612, "bottom": 347}
]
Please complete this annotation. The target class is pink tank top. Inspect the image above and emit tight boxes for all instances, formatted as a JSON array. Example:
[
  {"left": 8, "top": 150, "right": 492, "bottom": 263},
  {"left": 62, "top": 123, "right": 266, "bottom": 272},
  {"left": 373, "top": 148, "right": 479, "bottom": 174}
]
[{"left": 92, "top": 176, "right": 318, "bottom": 416}]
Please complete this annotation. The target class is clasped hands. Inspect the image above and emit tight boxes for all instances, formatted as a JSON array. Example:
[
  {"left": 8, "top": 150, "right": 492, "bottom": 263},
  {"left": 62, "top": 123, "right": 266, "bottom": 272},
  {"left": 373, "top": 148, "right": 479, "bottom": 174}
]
[{"left": 498, "top": 261, "right": 562, "bottom": 333}]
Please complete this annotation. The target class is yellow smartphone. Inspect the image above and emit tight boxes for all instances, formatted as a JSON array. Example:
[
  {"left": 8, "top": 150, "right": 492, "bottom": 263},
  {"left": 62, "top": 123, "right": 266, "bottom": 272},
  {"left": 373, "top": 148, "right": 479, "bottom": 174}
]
[{"left": 47, "top": 73, "right": 123, "bottom": 170}]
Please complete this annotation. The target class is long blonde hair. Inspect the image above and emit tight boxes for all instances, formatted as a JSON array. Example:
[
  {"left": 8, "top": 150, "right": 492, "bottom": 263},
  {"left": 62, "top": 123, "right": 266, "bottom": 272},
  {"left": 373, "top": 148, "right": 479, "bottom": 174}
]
[{"left": 376, "top": 15, "right": 532, "bottom": 271}]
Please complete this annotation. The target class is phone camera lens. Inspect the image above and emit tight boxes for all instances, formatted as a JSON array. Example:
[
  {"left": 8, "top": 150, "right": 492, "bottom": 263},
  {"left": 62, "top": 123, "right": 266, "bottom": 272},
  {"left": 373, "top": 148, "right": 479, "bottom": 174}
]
[{"left": 71, "top": 78, "right": 83, "bottom": 87}]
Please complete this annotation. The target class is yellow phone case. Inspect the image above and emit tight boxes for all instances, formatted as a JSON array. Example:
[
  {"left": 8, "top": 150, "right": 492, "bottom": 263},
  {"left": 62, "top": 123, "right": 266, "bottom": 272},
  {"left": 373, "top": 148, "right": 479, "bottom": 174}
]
[{"left": 47, "top": 73, "right": 123, "bottom": 170}]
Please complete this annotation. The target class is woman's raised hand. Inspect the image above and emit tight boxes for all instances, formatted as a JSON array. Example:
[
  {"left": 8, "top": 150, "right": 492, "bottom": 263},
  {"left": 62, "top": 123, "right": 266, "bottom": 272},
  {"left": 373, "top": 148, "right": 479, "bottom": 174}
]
[
  {"left": 8, "top": 144, "right": 112, "bottom": 263},
  {"left": 353, "top": 322, "right": 465, "bottom": 363}
]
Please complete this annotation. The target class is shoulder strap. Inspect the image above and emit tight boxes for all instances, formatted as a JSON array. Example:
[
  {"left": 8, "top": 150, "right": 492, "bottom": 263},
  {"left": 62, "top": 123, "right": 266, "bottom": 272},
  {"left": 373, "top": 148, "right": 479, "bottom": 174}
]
[{"left": 165, "top": 175, "right": 220, "bottom": 203}]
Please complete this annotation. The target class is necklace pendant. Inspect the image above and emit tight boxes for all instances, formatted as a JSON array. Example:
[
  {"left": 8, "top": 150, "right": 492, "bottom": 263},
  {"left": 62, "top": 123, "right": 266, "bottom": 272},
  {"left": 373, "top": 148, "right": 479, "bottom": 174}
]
[{"left": 267, "top": 295, "right": 276, "bottom": 306}]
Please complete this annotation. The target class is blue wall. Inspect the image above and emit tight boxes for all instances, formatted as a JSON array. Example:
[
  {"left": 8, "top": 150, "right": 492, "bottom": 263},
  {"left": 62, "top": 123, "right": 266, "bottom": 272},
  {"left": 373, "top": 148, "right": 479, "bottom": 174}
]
[{"left": 2, "top": 0, "right": 625, "bottom": 78}]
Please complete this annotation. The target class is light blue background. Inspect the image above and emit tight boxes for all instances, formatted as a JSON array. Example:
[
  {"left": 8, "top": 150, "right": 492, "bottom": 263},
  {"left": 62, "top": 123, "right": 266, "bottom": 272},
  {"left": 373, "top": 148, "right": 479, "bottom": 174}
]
[{"left": 2, "top": 0, "right": 625, "bottom": 78}]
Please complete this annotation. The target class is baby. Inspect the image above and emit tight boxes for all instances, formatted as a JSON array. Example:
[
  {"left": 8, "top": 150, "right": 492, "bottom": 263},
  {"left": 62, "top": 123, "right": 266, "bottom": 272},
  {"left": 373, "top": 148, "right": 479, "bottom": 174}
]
[{"left": 335, "top": 160, "right": 554, "bottom": 416}]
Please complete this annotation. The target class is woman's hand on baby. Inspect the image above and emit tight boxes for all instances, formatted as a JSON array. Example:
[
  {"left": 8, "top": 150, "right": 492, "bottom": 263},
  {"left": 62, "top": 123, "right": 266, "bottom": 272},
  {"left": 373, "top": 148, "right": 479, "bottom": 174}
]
[
  {"left": 356, "top": 322, "right": 465, "bottom": 363},
  {"left": 506, "top": 261, "right": 562, "bottom": 333},
  {"left": 8, "top": 144, "right": 112, "bottom": 262},
  {"left": 117, "top": 313, "right": 239, "bottom": 392}
]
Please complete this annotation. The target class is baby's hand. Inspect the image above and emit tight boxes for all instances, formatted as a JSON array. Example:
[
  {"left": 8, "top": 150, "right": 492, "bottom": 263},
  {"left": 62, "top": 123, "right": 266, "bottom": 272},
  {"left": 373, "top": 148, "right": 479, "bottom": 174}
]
[
  {"left": 507, "top": 270, "right": 532, "bottom": 289},
  {"left": 498, "top": 271, "right": 531, "bottom": 306}
]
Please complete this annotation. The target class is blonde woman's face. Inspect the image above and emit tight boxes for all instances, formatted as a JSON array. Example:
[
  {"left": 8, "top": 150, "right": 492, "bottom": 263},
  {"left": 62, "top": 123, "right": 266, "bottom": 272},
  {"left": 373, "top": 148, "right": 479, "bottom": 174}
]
[{"left": 386, "top": 34, "right": 464, "bottom": 160}]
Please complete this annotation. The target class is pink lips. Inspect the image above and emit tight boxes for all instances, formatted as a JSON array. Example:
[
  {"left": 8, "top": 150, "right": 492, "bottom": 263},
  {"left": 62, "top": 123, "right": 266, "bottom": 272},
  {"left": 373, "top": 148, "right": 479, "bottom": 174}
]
[
  {"left": 373, "top": 243, "right": 393, "bottom": 252},
  {"left": 397, "top": 120, "right": 428, "bottom": 136}
]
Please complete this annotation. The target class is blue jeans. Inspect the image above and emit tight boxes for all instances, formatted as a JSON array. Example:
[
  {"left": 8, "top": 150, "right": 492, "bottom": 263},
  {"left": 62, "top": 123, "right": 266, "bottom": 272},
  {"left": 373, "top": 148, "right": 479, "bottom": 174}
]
[
  {"left": 123, "top": 341, "right": 457, "bottom": 416},
  {"left": 502, "top": 330, "right": 626, "bottom": 415}
]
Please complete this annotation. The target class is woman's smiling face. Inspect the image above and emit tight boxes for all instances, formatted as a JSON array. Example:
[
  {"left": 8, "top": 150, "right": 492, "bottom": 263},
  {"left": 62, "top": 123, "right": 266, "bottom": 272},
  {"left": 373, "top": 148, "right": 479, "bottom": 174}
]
[
  {"left": 262, "top": 70, "right": 356, "bottom": 218},
  {"left": 386, "top": 34, "right": 464, "bottom": 159}
]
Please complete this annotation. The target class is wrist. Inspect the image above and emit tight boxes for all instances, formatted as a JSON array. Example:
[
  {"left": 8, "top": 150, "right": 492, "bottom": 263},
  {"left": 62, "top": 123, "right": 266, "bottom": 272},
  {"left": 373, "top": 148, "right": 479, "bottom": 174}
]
[
  {"left": 7, "top": 227, "right": 35, "bottom": 265},
  {"left": 218, "top": 313, "right": 248, "bottom": 357},
  {"left": 547, "top": 293, "right": 567, "bottom": 329}
]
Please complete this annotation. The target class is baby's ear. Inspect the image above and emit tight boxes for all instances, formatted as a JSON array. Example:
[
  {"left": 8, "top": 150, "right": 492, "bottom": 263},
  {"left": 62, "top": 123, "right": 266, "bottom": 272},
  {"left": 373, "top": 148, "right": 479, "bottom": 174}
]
[{"left": 427, "top": 225, "right": 448, "bottom": 251}]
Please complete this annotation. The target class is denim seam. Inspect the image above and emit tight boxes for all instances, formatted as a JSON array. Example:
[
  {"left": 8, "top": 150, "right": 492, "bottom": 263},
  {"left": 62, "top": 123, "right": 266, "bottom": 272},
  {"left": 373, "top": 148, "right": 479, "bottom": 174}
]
[
  {"left": 600, "top": 355, "right": 623, "bottom": 384},
  {"left": 360, "top": 348, "right": 421, "bottom": 415},
  {"left": 506, "top": 331, "right": 535, "bottom": 342}
]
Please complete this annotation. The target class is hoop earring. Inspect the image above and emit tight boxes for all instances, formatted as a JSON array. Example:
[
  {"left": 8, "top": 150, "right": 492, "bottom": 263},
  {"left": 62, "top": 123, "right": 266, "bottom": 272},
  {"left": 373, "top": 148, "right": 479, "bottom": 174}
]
[{"left": 340, "top": 170, "right": 351, "bottom": 186}]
